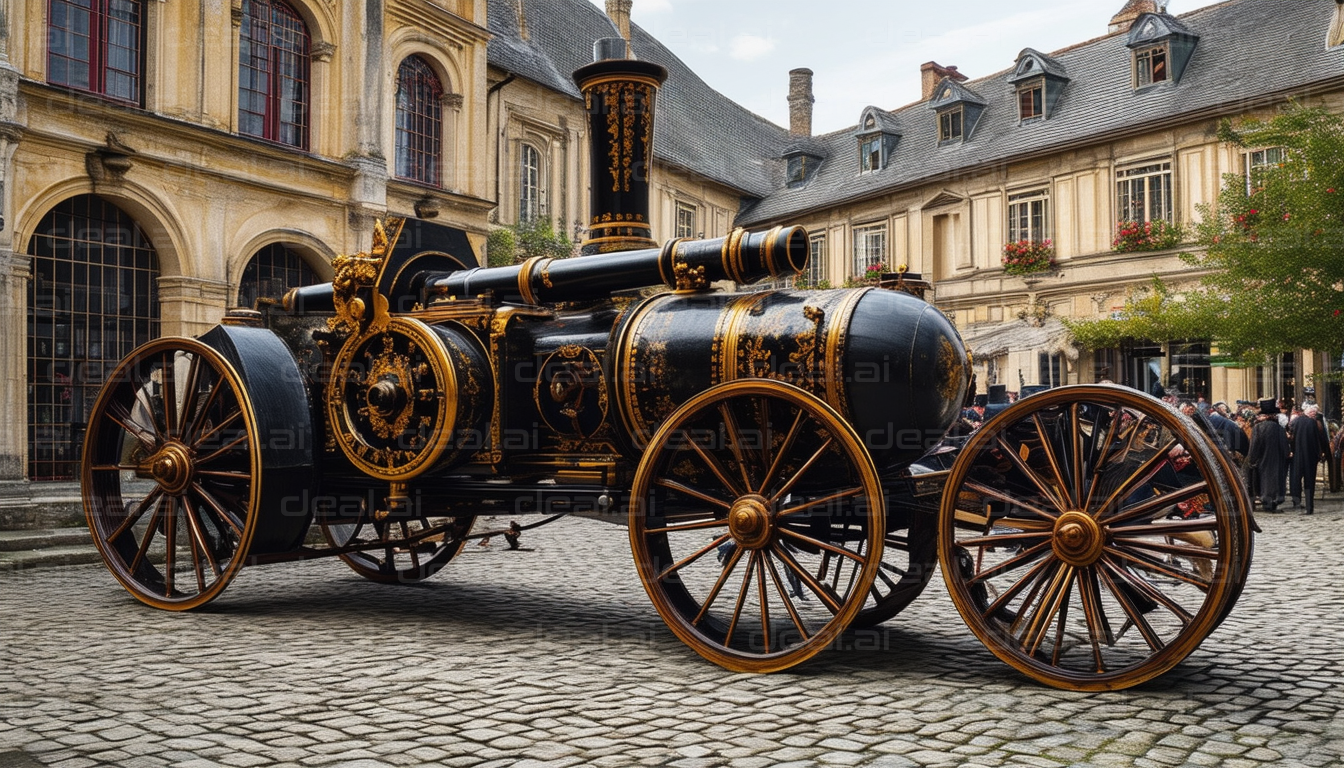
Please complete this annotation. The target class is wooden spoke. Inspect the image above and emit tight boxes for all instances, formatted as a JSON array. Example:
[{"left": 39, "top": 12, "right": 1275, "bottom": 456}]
[
  {"left": 962, "top": 482, "right": 1058, "bottom": 521},
  {"left": 772, "top": 543, "right": 843, "bottom": 614},
  {"left": 776, "top": 487, "right": 865, "bottom": 517},
  {"left": 764, "top": 551, "right": 810, "bottom": 641},
  {"left": 130, "top": 496, "right": 166, "bottom": 574},
  {"left": 108, "top": 489, "right": 163, "bottom": 544},
  {"left": 193, "top": 409, "right": 245, "bottom": 450},
  {"left": 182, "top": 371, "right": 225, "bottom": 443},
  {"left": 995, "top": 436, "right": 1067, "bottom": 514},
  {"left": 1008, "top": 558, "right": 1060, "bottom": 636},
  {"left": 90, "top": 464, "right": 137, "bottom": 472},
  {"left": 654, "top": 478, "right": 734, "bottom": 511},
  {"left": 163, "top": 494, "right": 177, "bottom": 596},
  {"left": 778, "top": 527, "right": 866, "bottom": 565},
  {"left": 1070, "top": 404, "right": 1085, "bottom": 510},
  {"left": 1021, "top": 565, "right": 1075, "bottom": 658},
  {"left": 1095, "top": 438, "right": 1179, "bottom": 519},
  {"left": 1097, "top": 564, "right": 1165, "bottom": 652},
  {"left": 967, "top": 540, "right": 1052, "bottom": 585},
  {"left": 1082, "top": 404, "right": 1126, "bottom": 512},
  {"left": 176, "top": 354, "right": 203, "bottom": 441},
  {"left": 161, "top": 351, "right": 178, "bottom": 439},
  {"left": 1099, "top": 557, "right": 1194, "bottom": 626},
  {"left": 956, "top": 529, "right": 1052, "bottom": 548},
  {"left": 768, "top": 436, "right": 835, "bottom": 505},
  {"left": 758, "top": 406, "right": 807, "bottom": 496},
  {"left": 191, "top": 482, "right": 245, "bottom": 536},
  {"left": 686, "top": 435, "right": 746, "bottom": 499},
  {"left": 181, "top": 498, "right": 222, "bottom": 580},
  {"left": 756, "top": 553, "right": 770, "bottom": 653},
  {"left": 1077, "top": 567, "right": 1111, "bottom": 671},
  {"left": 196, "top": 470, "right": 252, "bottom": 482},
  {"left": 978, "top": 554, "right": 1056, "bottom": 620},
  {"left": 718, "top": 403, "right": 756, "bottom": 494},
  {"left": 643, "top": 517, "right": 729, "bottom": 535},
  {"left": 692, "top": 545, "right": 745, "bottom": 625},
  {"left": 1108, "top": 517, "right": 1219, "bottom": 538},
  {"left": 722, "top": 551, "right": 757, "bottom": 647},
  {"left": 1050, "top": 582, "right": 1072, "bottom": 667},
  {"left": 194, "top": 433, "right": 249, "bottom": 466},
  {"left": 1101, "top": 481, "right": 1209, "bottom": 528},
  {"left": 1113, "top": 537, "right": 1220, "bottom": 561},
  {"left": 1105, "top": 545, "right": 1213, "bottom": 590},
  {"left": 1031, "top": 414, "right": 1073, "bottom": 509},
  {"left": 657, "top": 533, "right": 733, "bottom": 582},
  {"left": 106, "top": 404, "right": 159, "bottom": 449}
]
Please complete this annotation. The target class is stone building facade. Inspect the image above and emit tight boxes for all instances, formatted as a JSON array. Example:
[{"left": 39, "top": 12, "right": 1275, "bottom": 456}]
[{"left": 737, "top": 0, "right": 1344, "bottom": 414}]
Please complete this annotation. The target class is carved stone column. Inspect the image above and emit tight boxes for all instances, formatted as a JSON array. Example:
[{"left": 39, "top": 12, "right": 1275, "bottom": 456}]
[{"left": 156, "top": 276, "right": 231, "bottom": 338}]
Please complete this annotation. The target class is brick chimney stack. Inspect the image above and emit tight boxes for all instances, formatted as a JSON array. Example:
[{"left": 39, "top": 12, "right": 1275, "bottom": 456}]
[
  {"left": 1109, "top": 0, "right": 1164, "bottom": 34},
  {"left": 920, "top": 62, "right": 967, "bottom": 102},
  {"left": 787, "top": 68, "right": 814, "bottom": 137},
  {"left": 606, "top": 0, "right": 633, "bottom": 48}
]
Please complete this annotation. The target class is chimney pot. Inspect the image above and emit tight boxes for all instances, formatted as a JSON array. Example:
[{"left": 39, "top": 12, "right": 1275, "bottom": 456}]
[
  {"left": 787, "top": 68, "right": 814, "bottom": 138},
  {"left": 920, "top": 61, "right": 967, "bottom": 102},
  {"left": 1108, "top": 0, "right": 1163, "bottom": 34}
]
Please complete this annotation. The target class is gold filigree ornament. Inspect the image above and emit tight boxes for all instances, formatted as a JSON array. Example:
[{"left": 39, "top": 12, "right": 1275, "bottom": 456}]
[
  {"left": 327, "top": 219, "right": 396, "bottom": 337},
  {"left": 326, "top": 317, "right": 458, "bottom": 481},
  {"left": 673, "top": 261, "right": 708, "bottom": 292}
]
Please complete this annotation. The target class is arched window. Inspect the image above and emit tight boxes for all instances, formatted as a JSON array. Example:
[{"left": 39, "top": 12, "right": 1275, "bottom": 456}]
[
  {"left": 395, "top": 55, "right": 444, "bottom": 186},
  {"left": 238, "top": 0, "right": 310, "bottom": 149},
  {"left": 27, "top": 195, "right": 159, "bottom": 480},
  {"left": 47, "top": 0, "right": 144, "bottom": 104},
  {"left": 519, "top": 143, "right": 542, "bottom": 222},
  {"left": 237, "top": 243, "right": 320, "bottom": 309}
]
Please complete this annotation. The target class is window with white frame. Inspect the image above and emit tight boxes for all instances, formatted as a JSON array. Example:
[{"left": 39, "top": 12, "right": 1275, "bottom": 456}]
[
  {"left": 675, "top": 202, "right": 697, "bottom": 238},
  {"left": 1116, "top": 161, "right": 1173, "bottom": 224},
  {"left": 1245, "top": 147, "right": 1287, "bottom": 195},
  {"left": 806, "top": 234, "right": 826, "bottom": 285},
  {"left": 519, "top": 143, "right": 542, "bottom": 222},
  {"left": 1134, "top": 44, "right": 1169, "bottom": 87},
  {"left": 852, "top": 223, "right": 886, "bottom": 275},
  {"left": 1007, "top": 189, "right": 1050, "bottom": 244}
]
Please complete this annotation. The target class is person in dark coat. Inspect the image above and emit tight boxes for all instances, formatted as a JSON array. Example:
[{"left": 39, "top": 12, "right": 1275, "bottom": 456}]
[
  {"left": 1288, "top": 403, "right": 1328, "bottom": 514},
  {"left": 1246, "top": 398, "right": 1290, "bottom": 512}
]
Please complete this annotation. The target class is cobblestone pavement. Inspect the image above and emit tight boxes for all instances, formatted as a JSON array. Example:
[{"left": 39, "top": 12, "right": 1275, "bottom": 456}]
[{"left": 2, "top": 499, "right": 1343, "bottom": 768}]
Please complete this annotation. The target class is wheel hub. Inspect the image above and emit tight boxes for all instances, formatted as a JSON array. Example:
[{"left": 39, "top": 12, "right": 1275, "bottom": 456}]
[
  {"left": 148, "top": 441, "right": 194, "bottom": 495},
  {"left": 728, "top": 495, "right": 773, "bottom": 550},
  {"left": 1052, "top": 510, "right": 1104, "bottom": 567}
]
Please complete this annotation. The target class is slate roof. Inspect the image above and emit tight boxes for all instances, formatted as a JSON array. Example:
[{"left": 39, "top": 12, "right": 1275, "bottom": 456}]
[
  {"left": 486, "top": 0, "right": 790, "bottom": 197},
  {"left": 736, "top": 0, "right": 1344, "bottom": 226}
]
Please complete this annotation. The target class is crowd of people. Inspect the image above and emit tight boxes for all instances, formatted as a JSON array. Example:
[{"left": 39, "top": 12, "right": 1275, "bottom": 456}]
[{"left": 1176, "top": 392, "right": 1331, "bottom": 515}]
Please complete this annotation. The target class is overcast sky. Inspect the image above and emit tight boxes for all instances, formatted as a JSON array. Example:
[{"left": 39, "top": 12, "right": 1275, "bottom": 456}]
[{"left": 587, "top": 0, "right": 1226, "bottom": 134}]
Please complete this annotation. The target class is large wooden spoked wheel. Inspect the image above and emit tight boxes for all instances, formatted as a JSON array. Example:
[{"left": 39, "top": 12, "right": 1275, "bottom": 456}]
[
  {"left": 83, "top": 338, "right": 263, "bottom": 610},
  {"left": 629, "top": 380, "right": 884, "bottom": 673},
  {"left": 937, "top": 385, "right": 1251, "bottom": 691},
  {"left": 320, "top": 515, "right": 476, "bottom": 584},
  {"left": 850, "top": 508, "right": 937, "bottom": 628}
]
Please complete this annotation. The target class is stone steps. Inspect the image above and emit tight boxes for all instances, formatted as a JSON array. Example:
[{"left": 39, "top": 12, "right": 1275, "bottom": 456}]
[{"left": 0, "top": 527, "right": 100, "bottom": 571}]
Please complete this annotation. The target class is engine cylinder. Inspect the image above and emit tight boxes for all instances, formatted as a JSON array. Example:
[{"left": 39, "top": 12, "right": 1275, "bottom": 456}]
[{"left": 610, "top": 287, "right": 969, "bottom": 469}]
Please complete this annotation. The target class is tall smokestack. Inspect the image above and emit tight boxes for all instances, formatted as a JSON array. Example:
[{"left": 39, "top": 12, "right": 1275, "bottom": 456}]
[
  {"left": 787, "top": 68, "right": 814, "bottom": 138},
  {"left": 574, "top": 40, "right": 668, "bottom": 255}
]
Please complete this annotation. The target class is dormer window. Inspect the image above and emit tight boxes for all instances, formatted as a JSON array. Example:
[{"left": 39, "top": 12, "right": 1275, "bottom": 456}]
[
  {"left": 928, "top": 78, "right": 986, "bottom": 144},
  {"left": 854, "top": 106, "right": 901, "bottom": 173},
  {"left": 1008, "top": 49, "right": 1068, "bottom": 123},
  {"left": 1126, "top": 12, "right": 1198, "bottom": 89},
  {"left": 938, "top": 108, "right": 963, "bottom": 142},
  {"left": 1134, "top": 44, "right": 1169, "bottom": 87},
  {"left": 783, "top": 139, "right": 826, "bottom": 187}
]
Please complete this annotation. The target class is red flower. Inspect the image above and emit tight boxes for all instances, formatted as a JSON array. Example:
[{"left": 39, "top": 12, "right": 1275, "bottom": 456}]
[{"left": 1283, "top": 213, "right": 1292, "bottom": 221}]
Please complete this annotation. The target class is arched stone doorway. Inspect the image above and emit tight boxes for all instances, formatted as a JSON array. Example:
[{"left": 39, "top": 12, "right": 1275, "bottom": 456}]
[{"left": 27, "top": 194, "right": 160, "bottom": 480}]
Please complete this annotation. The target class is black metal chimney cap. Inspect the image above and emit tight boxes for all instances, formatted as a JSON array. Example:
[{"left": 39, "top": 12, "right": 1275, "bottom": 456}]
[{"left": 574, "top": 56, "right": 668, "bottom": 89}]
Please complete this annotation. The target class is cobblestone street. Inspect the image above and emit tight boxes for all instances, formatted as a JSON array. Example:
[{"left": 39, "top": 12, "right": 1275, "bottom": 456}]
[{"left": 2, "top": 501, "right": 1343, "bottom": 768}]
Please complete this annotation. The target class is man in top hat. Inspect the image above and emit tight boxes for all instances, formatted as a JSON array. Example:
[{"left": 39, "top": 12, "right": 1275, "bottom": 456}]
[
  {"left": 1289, "top": 403, "right": 1329, "bottom": 514},
  {"left": 1246, "top": 397, "right": 1289, "bottom": 512}
]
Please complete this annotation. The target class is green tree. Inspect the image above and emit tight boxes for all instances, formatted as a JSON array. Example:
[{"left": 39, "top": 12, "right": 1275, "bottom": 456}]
[
  {"left": 485, "top": 218, "right": 574, "bottom": 267},
  {"left": 1067, "top": 104, "right": 1344, "bottom": 365}
]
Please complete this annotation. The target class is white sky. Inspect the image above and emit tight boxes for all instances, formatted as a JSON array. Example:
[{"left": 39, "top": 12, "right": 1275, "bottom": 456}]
[{"left": 587, "top": 0, "right": 1227, "bottom": 134}]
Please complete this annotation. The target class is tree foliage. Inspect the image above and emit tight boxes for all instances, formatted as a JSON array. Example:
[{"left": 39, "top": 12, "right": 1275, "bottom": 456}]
[
  {"left": 1067, "top": 104, "right": 1344, "bottom": 364},
  {"left": 485, "top": 218, "right": 574, "bottom": 267}
]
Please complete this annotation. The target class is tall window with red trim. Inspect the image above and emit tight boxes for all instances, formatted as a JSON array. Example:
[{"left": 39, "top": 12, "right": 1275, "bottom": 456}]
[
  {"left": 47, "top": 0, "right": 144, "bottom": 104},
  {"left": 238, "top": 0, "right": 310, "bottom": 149},
  {"left": 395, "top": 56, "right": 444, "bottom": 186}
]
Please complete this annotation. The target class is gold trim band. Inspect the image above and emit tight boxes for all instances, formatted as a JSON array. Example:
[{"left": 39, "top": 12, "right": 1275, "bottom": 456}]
[{"left": 825, "top": 288, "right": 869, "bottom": 418}]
